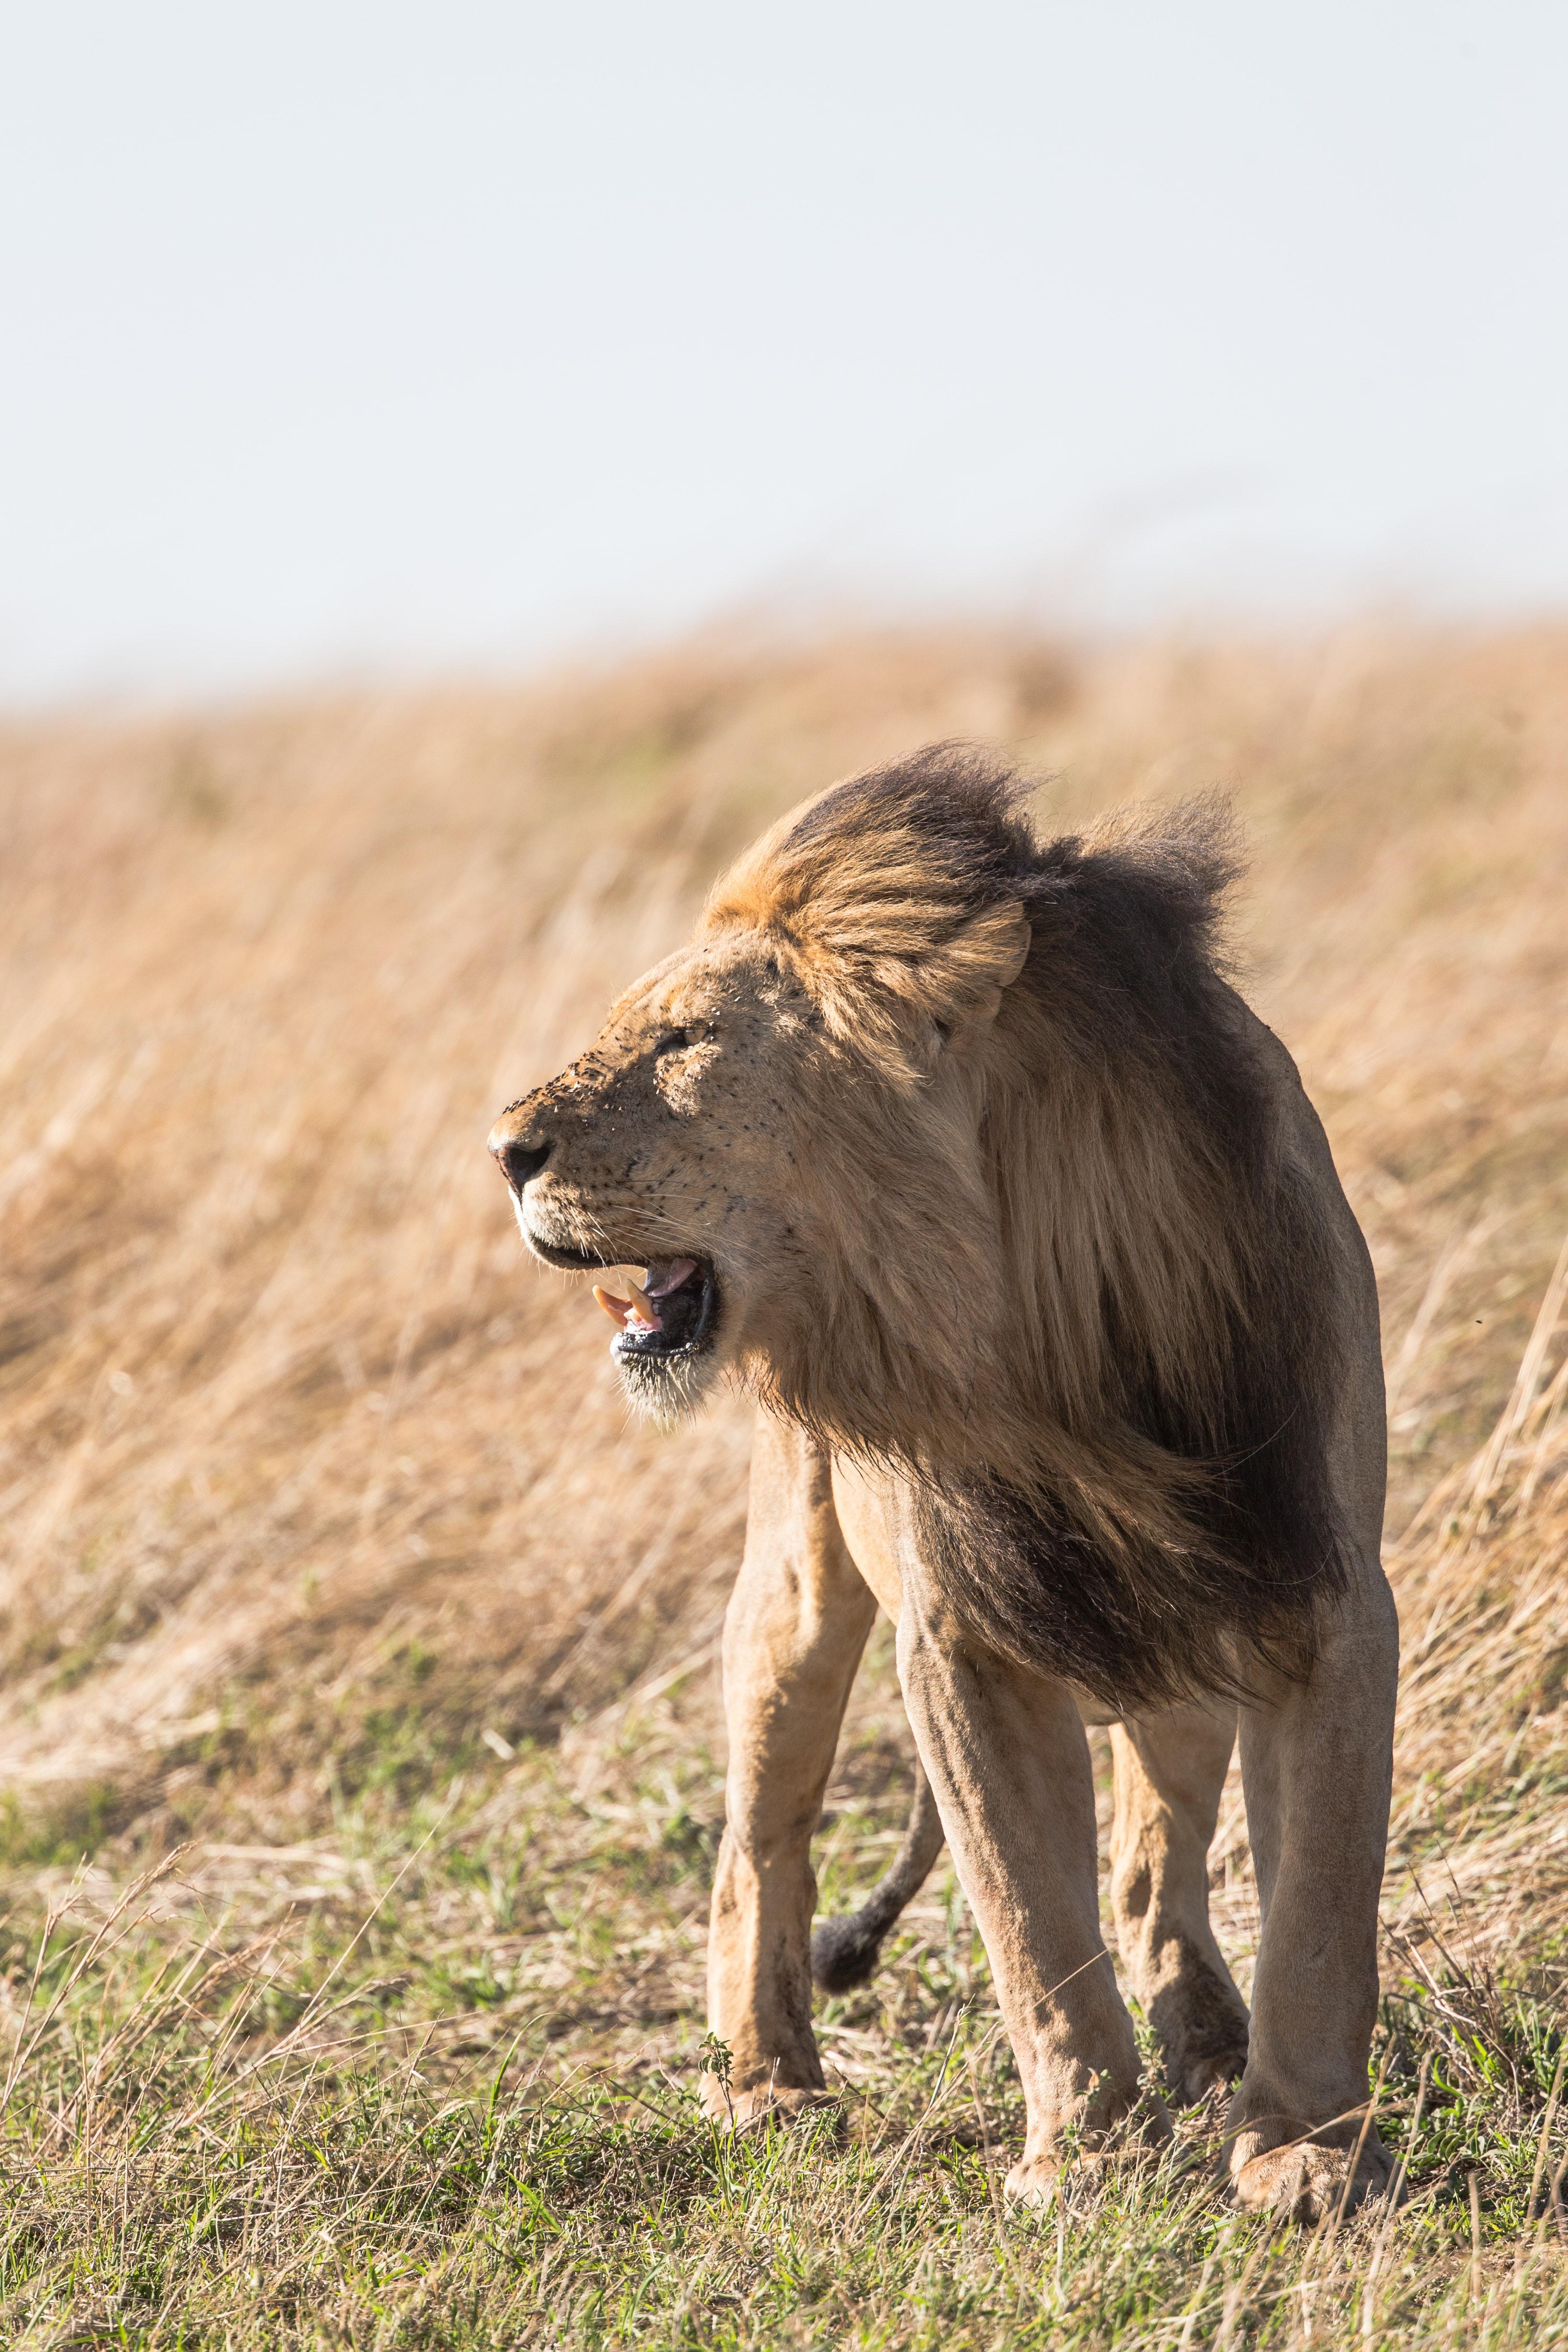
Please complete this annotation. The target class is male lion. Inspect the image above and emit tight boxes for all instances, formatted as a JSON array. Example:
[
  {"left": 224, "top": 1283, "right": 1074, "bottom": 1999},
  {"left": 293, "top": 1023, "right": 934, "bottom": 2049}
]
[{"left": 488, "top": 749, "right": 1398, "bottom": 2218}]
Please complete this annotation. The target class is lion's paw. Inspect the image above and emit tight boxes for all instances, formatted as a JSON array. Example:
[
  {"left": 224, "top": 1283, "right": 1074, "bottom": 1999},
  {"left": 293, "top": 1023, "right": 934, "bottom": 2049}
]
[
  {"left": 1003, "top": 2099, "right": 1172, "bottom": 2209},
  {"left": 700, "top": 2079, "right": 840, "bottom": 2135},
  {"left": 1230, "top": 2136, "right": 1395, "bottom": 2223},
  {"left": 1003, "top": 2149, "right": 1141, "bottom": 2212},
  {"left": 1004, "top": 2150, "right": 1126, "bottom": 2210}
]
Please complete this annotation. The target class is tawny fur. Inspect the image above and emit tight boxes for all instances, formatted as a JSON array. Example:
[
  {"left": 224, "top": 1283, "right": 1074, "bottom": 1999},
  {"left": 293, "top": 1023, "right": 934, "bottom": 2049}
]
[{"left": 488, "top": 747, "right": 1395, "bottom": 2210}]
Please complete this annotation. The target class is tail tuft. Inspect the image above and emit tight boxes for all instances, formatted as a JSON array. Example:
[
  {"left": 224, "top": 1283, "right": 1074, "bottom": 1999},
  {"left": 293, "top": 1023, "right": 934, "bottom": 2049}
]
[{"left": 810, "top": 1760, "right": 945, "bottom": 1994}]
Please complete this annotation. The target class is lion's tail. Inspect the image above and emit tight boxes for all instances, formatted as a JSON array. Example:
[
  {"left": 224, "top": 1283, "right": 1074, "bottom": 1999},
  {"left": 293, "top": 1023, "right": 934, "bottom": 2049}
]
[{"left": 809, "top": 1758, "right": 945, "bottom": 1994}]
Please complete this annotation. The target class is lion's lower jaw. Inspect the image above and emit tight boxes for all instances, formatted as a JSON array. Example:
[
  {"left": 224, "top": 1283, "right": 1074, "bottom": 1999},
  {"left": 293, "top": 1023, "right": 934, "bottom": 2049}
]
[{"left": 614, "top": 1347, "right": 723, "bottom": 1424}]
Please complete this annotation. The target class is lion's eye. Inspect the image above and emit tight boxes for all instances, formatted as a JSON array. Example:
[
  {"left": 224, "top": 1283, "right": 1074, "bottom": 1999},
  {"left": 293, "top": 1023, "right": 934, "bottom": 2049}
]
[{"left": 653, "top": 1025, "right": 705, "bottom": 1058}]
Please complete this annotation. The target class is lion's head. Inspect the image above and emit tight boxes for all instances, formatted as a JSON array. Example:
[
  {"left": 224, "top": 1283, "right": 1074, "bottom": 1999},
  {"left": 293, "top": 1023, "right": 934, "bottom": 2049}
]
[{"left": 487, "top": 749, "right": 1034, "bottom": 1429}]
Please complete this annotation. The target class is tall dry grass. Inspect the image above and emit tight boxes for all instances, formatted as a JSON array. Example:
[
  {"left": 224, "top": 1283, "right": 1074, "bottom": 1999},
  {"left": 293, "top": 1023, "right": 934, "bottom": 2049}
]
[
  {"left": 0, "top": 621, "right": 1566, "bottom": 1881},
  {"left": 3, "top": 624, "right": 1568, "bottom": 2345}
]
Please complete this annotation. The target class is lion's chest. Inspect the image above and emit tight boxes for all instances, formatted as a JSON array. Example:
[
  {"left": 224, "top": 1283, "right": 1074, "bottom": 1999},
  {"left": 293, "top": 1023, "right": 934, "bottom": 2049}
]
[{"left": 828, "top": 1456, "right": 1119, "bottom": 1727}]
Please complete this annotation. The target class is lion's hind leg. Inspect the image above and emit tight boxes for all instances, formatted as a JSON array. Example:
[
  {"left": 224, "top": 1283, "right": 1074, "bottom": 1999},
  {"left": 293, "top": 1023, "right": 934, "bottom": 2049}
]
[{"left": 1109, "top": 1704, "right": 1251, "bottom": 2107}]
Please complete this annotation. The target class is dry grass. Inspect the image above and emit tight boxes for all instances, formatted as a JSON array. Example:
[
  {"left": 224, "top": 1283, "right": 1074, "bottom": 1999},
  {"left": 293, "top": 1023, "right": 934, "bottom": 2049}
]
[{"left": 1, "top": 622, "right": 1567, "bottom": 2344}]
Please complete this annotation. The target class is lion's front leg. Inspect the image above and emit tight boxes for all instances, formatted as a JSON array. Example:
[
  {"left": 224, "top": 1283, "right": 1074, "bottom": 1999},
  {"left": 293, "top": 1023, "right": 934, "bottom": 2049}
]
[
  {"left": 1227, "top": 1558, "right": 1399, "bottom": 2219},
  {"left": 704, "top": 1416, "right": 877, "bottom": 2129},
  {"left": 895, "top": 1571, "right": 1152, "bottom": 2204}
]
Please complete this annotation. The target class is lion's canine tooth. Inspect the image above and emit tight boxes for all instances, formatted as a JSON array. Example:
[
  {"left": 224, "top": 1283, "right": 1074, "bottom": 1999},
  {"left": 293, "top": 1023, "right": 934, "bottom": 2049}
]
[
  {"left": 623, "top": 1268, "right": 655, "bottom": 1314},
  {"left": 593, "top": 1271, "right": 661, "bottom": 1332},
  {"left": 626, "top": 1284, "right": 662, "bottom": 1329}
]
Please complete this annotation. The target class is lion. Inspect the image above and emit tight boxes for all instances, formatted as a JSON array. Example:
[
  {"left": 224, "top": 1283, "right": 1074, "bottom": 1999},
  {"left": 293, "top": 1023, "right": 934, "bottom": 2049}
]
[{"left": 488, "top": 749, "right": 1398, "bottom": 2218}]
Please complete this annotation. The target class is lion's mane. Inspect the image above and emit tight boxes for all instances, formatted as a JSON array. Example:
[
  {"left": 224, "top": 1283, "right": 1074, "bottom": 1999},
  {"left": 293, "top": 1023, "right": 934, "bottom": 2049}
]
[{"left": 702, "top": 747, "right": 1351, "bottom": 1711}]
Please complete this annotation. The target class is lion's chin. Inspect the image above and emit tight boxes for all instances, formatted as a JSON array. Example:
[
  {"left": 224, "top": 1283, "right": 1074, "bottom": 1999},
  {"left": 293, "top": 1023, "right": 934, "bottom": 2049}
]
[
  {"left": 615, "top": 1343, "right": 725, "bottom": 1424},
  {"left": 609, "top": 1257, "right": 724, "bottom": 1423}
]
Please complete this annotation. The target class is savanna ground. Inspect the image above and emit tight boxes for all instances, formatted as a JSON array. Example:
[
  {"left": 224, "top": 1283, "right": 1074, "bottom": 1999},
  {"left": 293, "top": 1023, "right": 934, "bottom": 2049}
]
[{"left": 1, "top": 623, "right": 1568, "bottom": 2347}]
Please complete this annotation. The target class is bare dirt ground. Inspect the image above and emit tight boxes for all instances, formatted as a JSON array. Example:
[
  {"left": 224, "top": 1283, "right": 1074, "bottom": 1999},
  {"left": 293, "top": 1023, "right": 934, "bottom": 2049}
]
[{"left": 1, "top": 624, "right": 1567, "bottom": 2345}]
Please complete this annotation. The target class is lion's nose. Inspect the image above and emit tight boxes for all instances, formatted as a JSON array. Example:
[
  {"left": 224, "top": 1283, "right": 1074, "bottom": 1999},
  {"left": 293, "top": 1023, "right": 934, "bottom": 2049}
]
[{"left": 487, "top": 1124, "right": 553, "bottom": 1190}]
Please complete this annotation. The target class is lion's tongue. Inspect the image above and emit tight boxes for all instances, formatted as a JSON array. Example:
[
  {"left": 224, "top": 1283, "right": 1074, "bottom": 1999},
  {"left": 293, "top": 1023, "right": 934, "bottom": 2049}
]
[{"left": 645, "top": 1257, "right": 698, "bottom": 1299}]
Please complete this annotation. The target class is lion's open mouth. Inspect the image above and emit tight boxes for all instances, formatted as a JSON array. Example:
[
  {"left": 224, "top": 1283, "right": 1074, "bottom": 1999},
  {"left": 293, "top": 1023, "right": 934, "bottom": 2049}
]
[{"left": 592, "top": 1257, "right": 718, "bottom": 1363}]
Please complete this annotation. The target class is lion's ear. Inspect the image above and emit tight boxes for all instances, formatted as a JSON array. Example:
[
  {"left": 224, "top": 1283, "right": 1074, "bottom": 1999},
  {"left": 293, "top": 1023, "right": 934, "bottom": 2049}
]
[
  {"left": 919, "top": 901, "right": 1031, "bottom": 1045},
  {"left": 772, "top": 894, "right": 1032, "bottom": 1072}
]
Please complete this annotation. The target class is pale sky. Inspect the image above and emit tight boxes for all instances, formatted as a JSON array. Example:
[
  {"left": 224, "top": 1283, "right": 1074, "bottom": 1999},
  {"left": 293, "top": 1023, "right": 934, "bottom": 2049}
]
[{"left": 2, "top": 2, "right": 1566, "bottom": 703}]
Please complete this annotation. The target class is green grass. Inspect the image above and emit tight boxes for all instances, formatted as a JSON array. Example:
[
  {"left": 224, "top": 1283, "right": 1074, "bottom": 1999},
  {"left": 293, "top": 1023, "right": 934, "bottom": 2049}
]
[
  {"left": 0, "top": 1782, "right": 127, "bottom": 1872},
  {"left": 1, "top": 1738, "right": 1566, "bottom": 2349}
]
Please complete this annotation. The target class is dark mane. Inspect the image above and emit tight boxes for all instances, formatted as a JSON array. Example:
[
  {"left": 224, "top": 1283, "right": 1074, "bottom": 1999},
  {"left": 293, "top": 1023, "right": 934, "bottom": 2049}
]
[{"left": 711, "top": 745, "right": 1354, "bottom": 1710}]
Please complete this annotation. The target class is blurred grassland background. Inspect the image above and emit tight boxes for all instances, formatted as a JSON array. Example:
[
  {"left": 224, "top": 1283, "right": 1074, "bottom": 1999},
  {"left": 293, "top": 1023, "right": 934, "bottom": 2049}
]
[{"left": 2, "top": 623, "right": 1568, "bottom": 2345}]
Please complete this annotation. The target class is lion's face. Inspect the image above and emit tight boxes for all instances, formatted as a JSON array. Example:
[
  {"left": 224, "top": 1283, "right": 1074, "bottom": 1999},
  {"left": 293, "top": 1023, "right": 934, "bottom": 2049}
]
[
  {"left": 488, "top": 934, "right": 829, "bottom": 1414},
  {"left": 489, "top": 759, "right": 1038, "bottom": 1430}
]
